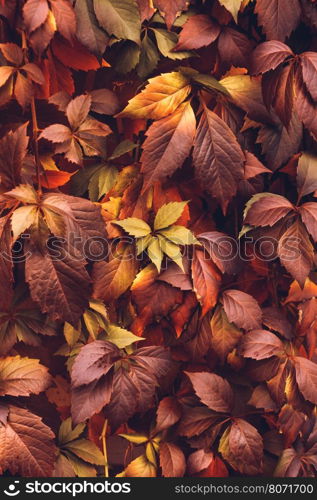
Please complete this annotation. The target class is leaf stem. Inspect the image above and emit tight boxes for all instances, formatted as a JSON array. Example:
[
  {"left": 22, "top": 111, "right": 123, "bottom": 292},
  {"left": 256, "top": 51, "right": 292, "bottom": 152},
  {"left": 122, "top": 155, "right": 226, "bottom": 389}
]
[
  {"left": 100, "top": 419, "right": 109, "bottom": 477},
  {"left": 31, "top": 97, "right": 42, "bottom": 195}
]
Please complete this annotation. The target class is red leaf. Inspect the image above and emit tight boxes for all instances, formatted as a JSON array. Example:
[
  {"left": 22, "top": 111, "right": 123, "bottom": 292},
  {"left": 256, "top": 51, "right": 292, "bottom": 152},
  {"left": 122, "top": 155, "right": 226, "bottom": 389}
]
[
  {"left": 154, "top": 0, "right": 188, "bottom": 29},
  {"left": 160, "top": 442, "right": 186, "bottom": 477},
  {"left": 294, "top": 356, "right": 317, "bottom": 405},
  {"left": 250, "top": 41, "right": 294, "bottom": 75},
  {"left": 218, "top": 27, "right": 253, "bottom": 68},
  {"left": 156, "top": 396, "right": 182, "bottom": 431},
  {"left": 51, "top": 36, "right": 100, "bottom": 71},
  {"left": 191, "top": 248, "right": 221, "bottom": 316},
  {"left": 185, "top": 371, "right": 234, "bottom": 413},
  {"left": 255, "top": 0, "right": 301, "bottom": 41},
  {"left": 222, "top": 289, "right": 262, "bottom": 330},
  {"left": 300, "top": 52, "right": 317, "bottom": 101},
  {"left": 50, "top": 0, "right": 76, "bottom": 41},
  {"left": 238, "top": 329, "right": 285, "bottom": 360},
  {"left": 23, "top": 0, "right": 49, "bottom": 33},
  {"left": 174, "top": 15, "right": 220, "bottom": 51},
  {"left": 244, "top": 193, "right": 294, "bottom": 227},
  {"left": 299, "top": 202, "right": 317, "bottom": 242}
]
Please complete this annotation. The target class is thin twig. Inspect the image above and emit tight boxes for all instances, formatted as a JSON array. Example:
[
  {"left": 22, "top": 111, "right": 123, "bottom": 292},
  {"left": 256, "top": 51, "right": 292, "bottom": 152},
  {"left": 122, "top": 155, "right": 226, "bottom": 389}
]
[{"left": 100, "top": 419, "right": 109, "bottom": 477}]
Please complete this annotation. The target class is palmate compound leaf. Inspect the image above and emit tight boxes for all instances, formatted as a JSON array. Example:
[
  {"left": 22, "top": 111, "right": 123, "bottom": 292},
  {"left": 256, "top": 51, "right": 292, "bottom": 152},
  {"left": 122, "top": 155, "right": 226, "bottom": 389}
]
[
  {"left": 222, "top": 289, "right": 262, "bottom": 330},
  {"left": 185, "top": 371, "right": 234, "bottom": 413},
  {"left": 193, "top": 104, "right": 244, "bottom": 214},
  {"left": 219, "top": 418, "right": 263, "bottom": 475},
  {"left": 0, "top": 405, "right": 57, "bottom": 477},
  {"left": 117, "top": 71, "right": 192, "bottom": 120},
  {"left": 0, "top": 356, "right": 51, "bottom": 396},
  {"left": 140, "top": 102, "right": 196, "bottom": 193}
]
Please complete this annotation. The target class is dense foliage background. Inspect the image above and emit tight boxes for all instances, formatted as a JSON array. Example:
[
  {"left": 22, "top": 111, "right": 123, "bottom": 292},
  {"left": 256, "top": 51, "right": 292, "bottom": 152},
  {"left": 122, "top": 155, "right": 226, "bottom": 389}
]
[{"left": 0, "top": 0, "right": 317, "bottom": 478}]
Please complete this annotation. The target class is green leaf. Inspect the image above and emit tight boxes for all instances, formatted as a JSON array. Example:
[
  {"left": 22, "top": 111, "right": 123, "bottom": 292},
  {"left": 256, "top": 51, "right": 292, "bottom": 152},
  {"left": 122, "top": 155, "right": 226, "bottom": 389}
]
[
  {"left": 105, "top": 324, "right": 144, "bottom": 348},
  {"left": 93, "top": 0, "right": 141, "bottom": 44},
  {"left": 64, "top": 322, "right": 81, "bottom": 347},
  {"left": 88, "top": 164, "right": 118, "bottom": 201},
  {"left": 152, "top": 28, "right": 194, "bottom": 61},
  {"left": 137, "top": 32, "right": 160, "bottom": 79},
  {"left": 114, "top": 217, "right": 152, "bottom": 237},
  {"left": 154, "top": 201, "right": 188, "bottom": 231},
  {"left": 108, "top": 140, "right": 137, "bottom": 160},
  {"left": 115, "top": 41, "right": 141, "bottom": 73},
  {"left": 64, "top": 438, "right": 105, "bottom": 465},
  {"left": 192, "top": 74, "right": 230, "bottom": 96},
  {"left": 58, "top": 417, "right": 86, "bottom": 446},
  {"left": 147, "top": 237, "right": 164, "bottom": 272},
  {"left": 159, "top": 225, "right": 200, "bottom": 246}
]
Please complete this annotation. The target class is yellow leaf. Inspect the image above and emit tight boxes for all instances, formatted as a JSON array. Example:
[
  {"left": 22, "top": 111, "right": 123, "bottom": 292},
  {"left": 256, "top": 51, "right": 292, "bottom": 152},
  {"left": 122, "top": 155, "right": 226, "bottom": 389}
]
[
  {"left": 159, "top": 225, "right": 200, "bottom": 246},
  {"left": 113, "top": 217, "right": 151, "bottom": 237},
  {"left": 106, "top": 324, "right": 144, "bottom": 349},
  {"left": 124, "top": 454, "right": 157, "bottom": 477},
  {"left": 119, "top": 433, "right": 148, "bottom": 444},
  {"left": 157, "top": 235, "right": 184, "bottom": 271},
  {"left": 218, "top": 0, "right": 243, "bottom": 22},
  {"left": 64, "top": 438, "right": 105, "bottom": 465},
  {"left": 10, "top": 205, "right": 38, "bottom": 241},
  {"left": 83, "top": 309, "right": 101, "bottom": 339},
  {"left": 146, "top": 442, "right": 157, "bottom": 466},
  {"left": 147, "top": 236, "right": 163, "bottom": 272},
  {"left": 154, "top": 201, "right": 188, "bottom": 231},
  {"left": 136, "top": 234, "right": 152, "bottom": 255},
  {"left": 58, "top": 417, "right": 85, "bottom": 445},
  {"left": 117, "top": 71, "right": 191, "bottom": 120},
  {"left": 64, "top": 322, "right": 81, "bottom": 347}
]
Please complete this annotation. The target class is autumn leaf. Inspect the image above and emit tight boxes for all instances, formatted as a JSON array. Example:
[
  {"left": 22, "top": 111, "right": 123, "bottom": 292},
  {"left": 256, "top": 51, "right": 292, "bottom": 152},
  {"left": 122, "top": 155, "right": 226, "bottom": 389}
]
[
  {"left": 222, "top": 289, "right": 262, "bottom": 330},
  {"left": 185, "top": 371, "right": 234, "bottom": 413},
  {"left": 174, "top": 15, "right": 220, "bottom": 51},
  {"left": 254, "top": 0, "right": 301, "bottom": 41}
]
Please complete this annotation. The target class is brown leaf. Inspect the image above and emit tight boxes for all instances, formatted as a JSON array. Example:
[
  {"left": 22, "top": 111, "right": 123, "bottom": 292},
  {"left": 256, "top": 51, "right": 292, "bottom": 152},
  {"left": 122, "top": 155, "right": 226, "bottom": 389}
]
[
  {"left": 140, "top": 102, "right": 196, "bottom": 192},
  {"left": 51, "top": 0, "right": 76, "bottom": 41},
  {"left": 294, "top": 356, "right": 317, "bottom": 405},
  {"left": 238, "top": 329, "right": 285, "bottom": 360},
  {"left": 174, "top": 15, "right": 220, "bottom": 51},
  {"left": 0, "top": 218, "right": 13, "bottom": 310},
  {"left": 191, "top": 248, "right": 221, "bottom": 316},
  {"left": 156, "top": 396, "right": 182, "bottom": 431},
  {"left": 299, "top": 202, "right": 317, "bottom": 242},
  {"left": 187, "top": 449, "right": 213, "bottom": 475},
  {"left": 222, "top": 289, "right": 262, "bottom": 330},
  {"left": 210, "top": 306, "right": 242, "bottom": 363},
  {"left": 0, "top": 122, "right": 29, "bottom": 190},
  {"left": 300, "top": 51, "right": 317, "bottom": 101},
  {"left": 154, "top": 0, "right": 188, "bottom": 29},
  {"left": 244, "top": 194, "right": 294, "bottom": 227},
  {"left": 0, "top": 42, "right": 23, "bottom": 66},
  {"left": 219, "top": 418, "right": 263, "bottom": 475},
  {"left": 0, "top": 405, "right": 56, "bottom": 476},
  {"left": 255, "top": 0, "right": 301, "bottom": 41},
  {"left": 277, "top": 219, "right": 314, "bottom": 287},
  {"left": 250, "top": 41, "right": 294, "bottom": 75},
  {"left": 185, "top": 371, "right": 233, "bottom": 413},
  {"left": 218, "top": 27, "right": 252, "bottom": 68},
  {"left": 193, "top": 105, "right": 244, "bottom": 213},
  {"left": 0, "top": 356, "right": 51, "bottom": 397},
  {"left": 160, "top": 442, "right": 186, "bottom": 477},
  {"left": 23, "top": 0, "right": 49, "bottom": 33}
]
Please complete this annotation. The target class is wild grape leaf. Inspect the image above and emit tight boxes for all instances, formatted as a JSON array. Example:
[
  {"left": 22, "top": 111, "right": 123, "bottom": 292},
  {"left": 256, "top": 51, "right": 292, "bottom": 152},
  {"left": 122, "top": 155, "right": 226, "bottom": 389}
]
[
  {"left": 219, "top": 418, "right": 263, "bottom": 475},
  {"left": 217, "top": 28, "right": 252, "bottom": 68},
  {"left": 191, "top": 248, "right": 221, "bottom": 316},
  {"left": 193, "top": 105, "right": 244, "bottom": 213},
  {"left": 154, "top": 0, "right": 188, "bottom": 29},
  {"left": 92, "top": 244, "right": 137, "bottom": 302},
  {"left": 299, "top": 203, "right": 317, "bottom": 242},
  {"left": 293, "top": 356, "right": 317, "bottom": 405},
  {"left": 218, "top": 0, "right": 243, "bottom": 22},
  {"left": 140, "top": 102, "right": 196, "bottom": 192},
  {"left": 0, "top": 218, "right": 13, "bottom": 311},
  {"left": 154, "top": 201, "right": 188, "bottom": 230},
  {"left": 174, "top": 15, "right": 220, "bottom": 51},
  {"left": 238, "top": 330, "right": 285, "bottom": 360},
  {"left": 0, "top": 122, "right": 29, "bottom": 190},
  {"left": 222, "top": 289, "right": 262, "bottom": 330},
  {"left": 187, "top": 449, "right": 213, "bottom": 475},
  {"left": 250, "top": 41, "right": 294, "bottom": 75},
  {"left": 25, "top": 243, "right": 91, "bottom": 326},
  {"left": 244, "top": 193, "right": 294, "bottom": 227},
  {"left": 94, "top": 0, "right": 141, "bottom": 44},
  {"left": 160, "top": 442, "right": 186, "bottom": 477},
  {"left": 75, "top": 0, "right": 109, "bottom": 55},
  {"left": 0, "top": 405, "right": 56, "bottom": 477},
  {"left": 277, "top": 219, "right": 314, "bottom": 287},
  {"left": 297, "top": 152, "right": 317, "bottom": 200},
  {"left": 210, "top": 306, "right": 242, "bottom": 363},
  {"left": 117, "top": 71, "right": 191, "bottom": 120},
  {"left": 0, "top": 356, "right": 51, "bottom": 396},
  {"left": 185, "top": 371, "right": 233, "bottom": 413},
  {"left": 23, "top": 0, "right": 49, "bottom": 33},
  {"left": 156, "top": 396, "right": 182, "bottom": 431},
  {"left": 300, "top": 52, "right": 317, "bottom": 101},
  {"left": 254, "top": 0, "right": 301, "bottom": 41}
]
